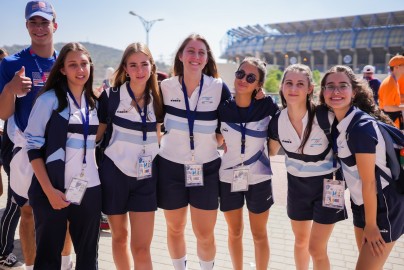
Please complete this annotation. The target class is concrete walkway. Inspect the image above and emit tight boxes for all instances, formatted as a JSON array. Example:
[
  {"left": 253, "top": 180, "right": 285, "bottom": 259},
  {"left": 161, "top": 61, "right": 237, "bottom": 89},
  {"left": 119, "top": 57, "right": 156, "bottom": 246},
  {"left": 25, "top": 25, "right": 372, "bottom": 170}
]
[{"left": 1, "top": 155, "right": 403, "bottom": 269}]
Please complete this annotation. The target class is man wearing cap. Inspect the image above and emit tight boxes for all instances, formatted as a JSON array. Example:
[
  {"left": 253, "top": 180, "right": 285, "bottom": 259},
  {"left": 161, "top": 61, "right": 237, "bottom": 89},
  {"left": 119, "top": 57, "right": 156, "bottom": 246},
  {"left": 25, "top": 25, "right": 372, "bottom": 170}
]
[
  {"left": 378, "top": 55, "right": 404, "bottom": 129},
  {"left": 362, "top": 65, "right": 381, "bottom": 105},
  {"left": 0, "top": 2, "right": 72, "bottom": 270}
]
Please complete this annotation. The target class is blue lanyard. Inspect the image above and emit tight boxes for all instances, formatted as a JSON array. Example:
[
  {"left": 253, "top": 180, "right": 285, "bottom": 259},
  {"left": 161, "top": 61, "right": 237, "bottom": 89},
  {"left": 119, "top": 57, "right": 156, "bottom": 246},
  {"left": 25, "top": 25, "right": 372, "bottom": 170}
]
[
  {"left": 181, "top": 75, "right": 204, "bottom": 156},
  {"left": 29, "top": 47, "right": 57, "bottom": 84},
  {"left": 237, "top": 101, "right": 255, "bottom": 158},
  {"left": 126, "top": 82, "right": 148, "bottom": 142},
  {"left": 66, "top": 89, "right": 89, "bottom": 165}
]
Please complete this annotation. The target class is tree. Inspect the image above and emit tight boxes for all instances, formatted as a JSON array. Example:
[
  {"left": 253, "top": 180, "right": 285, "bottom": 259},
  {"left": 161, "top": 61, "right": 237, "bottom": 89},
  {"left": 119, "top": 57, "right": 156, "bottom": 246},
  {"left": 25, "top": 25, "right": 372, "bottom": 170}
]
[{"left": 264, "top": 68, "right": 283, "bottom": 93}]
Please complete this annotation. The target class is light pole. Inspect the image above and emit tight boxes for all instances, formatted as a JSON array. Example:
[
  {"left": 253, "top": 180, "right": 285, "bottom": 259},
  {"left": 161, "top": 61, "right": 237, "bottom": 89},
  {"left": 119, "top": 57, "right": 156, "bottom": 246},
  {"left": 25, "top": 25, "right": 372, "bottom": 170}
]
[{"left": 129, "top": 11, "right": 164, "bottom": 46}]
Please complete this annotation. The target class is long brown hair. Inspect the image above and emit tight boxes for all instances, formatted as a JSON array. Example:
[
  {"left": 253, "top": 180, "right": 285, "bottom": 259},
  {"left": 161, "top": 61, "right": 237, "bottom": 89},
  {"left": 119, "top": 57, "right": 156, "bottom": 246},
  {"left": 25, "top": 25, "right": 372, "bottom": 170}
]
[
  {"left": 113, "top": 42, "right": 163, "bottom": 121},
  {"left": 173, "top": 33, "right": 219, "bottom": 78},
  {"left": 279, "top": 64, "right": 316, "bottom": 153},
  {"left": 41, "top": 42, "right": 96, "bottom": 112},
  {"left": 319, "top": 65, "right": 393, "bottom": 125}
]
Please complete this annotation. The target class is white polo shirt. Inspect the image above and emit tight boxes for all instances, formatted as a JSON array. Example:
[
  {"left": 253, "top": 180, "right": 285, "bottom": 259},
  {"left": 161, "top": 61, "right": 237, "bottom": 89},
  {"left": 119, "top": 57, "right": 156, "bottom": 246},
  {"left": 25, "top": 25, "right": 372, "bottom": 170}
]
[{"left": 159, "top": 75, "right": 230, "bottom": 164}]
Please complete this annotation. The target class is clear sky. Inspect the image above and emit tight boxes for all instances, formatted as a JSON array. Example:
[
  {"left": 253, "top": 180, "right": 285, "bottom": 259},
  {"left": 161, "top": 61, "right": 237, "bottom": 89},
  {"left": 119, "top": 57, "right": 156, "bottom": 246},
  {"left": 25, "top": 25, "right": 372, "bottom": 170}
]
[{"left": 1, "top": 0, "right": 403, "bottom": 64}]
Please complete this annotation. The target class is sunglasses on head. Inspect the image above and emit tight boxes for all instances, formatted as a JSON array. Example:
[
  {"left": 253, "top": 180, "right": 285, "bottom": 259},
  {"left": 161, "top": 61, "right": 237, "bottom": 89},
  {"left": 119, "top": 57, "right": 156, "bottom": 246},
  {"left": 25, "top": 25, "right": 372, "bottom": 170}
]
[{"left": 235, "top": 69, "right": 257, "bottom": 84}]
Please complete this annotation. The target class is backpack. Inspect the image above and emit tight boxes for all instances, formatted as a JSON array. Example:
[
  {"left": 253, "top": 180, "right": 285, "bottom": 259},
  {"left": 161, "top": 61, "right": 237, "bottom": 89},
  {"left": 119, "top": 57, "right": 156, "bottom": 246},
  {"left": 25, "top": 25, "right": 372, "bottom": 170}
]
[
  {"left": 316, "top": 105, "right": 404, "bottom": 194},
  {"left": 95, "top": 86, "right": 120, "bottom": 165}
]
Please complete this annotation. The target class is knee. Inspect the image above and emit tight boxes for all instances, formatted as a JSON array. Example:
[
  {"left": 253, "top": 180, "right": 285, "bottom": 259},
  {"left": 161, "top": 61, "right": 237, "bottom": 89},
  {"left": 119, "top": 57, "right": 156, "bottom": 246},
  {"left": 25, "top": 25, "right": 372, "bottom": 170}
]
[
  {"left": 112, "top": 229, "right": 129, "bottom": 245},
  {"left": 167, "top": 223, "right": 186, "bottom": 238},
  {"left": 228, "top": 224, "right": 243, "bottom": 240},
  {"left": 308, "top": 242, "right": 327, "bottom": 260},
  {"left": 132, "top": 245, "right": 151, "bottom": 258},
  {"left": 20, "top": 207, "right": 34, "bottom": 226},
  {"left": 251, "top": 228, "right": 268, "bottom": 244},
  {"left": 294, "top": 235, "right": 309, "bottom": 249}
]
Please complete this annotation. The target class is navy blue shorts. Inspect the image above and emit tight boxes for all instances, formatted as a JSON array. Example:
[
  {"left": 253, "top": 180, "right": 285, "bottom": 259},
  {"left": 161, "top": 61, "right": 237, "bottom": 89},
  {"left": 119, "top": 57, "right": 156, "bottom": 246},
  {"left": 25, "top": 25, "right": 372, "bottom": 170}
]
[
  {"left": 157, "top": 156, "right": 221, "bottom": 210},
  {"left": 11, "top": 190, "right": 29, "bottom": 207},
  {"left": 219, "top": 180, "right": 274, "bottom": 214},
  {"left": 351, "top": 184, "right": 404, "bottom": 243},
  {"left": 99, "top": 155, "right": 157, "bottom": 215},
  {"left": 287, "top": 172, "right": 347, "bottom": 224}
]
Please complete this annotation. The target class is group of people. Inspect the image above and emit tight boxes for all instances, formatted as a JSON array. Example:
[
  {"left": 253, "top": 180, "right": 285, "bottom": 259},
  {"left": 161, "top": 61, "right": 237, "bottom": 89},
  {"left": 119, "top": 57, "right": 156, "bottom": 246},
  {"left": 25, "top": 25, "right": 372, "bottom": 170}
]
[{"left": 0, "top": 1, "right": 403, "bottom": 270}]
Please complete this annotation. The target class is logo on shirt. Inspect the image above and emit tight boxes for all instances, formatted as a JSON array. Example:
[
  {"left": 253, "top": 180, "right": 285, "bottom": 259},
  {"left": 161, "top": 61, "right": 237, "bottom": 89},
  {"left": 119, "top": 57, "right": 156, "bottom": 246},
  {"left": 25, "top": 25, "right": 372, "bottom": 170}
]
[
  {"left": 379, "top": 229, "right": 389, "bottom": 233},
  {"left": 201, "top": 96, "right": 213, "bottom": 104},
  {"left": 170, "top": 98, "right": 181, "bottom": 103},
  {"left": 222, "top": 128, "right": 228, "bottom": 132},
  {"left": 310, "top": 137, "right": 323, "bottom": 147},
  {"left": 281, "top": 139, "right": 292, "bottom": 144}
]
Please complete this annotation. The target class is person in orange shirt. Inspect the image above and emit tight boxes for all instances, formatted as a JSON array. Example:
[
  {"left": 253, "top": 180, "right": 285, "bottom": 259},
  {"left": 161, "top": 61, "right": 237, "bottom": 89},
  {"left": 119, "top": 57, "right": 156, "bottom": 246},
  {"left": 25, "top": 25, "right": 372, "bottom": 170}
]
[{"left": 378, "top": 55, "right": 404, "bottom": 129}]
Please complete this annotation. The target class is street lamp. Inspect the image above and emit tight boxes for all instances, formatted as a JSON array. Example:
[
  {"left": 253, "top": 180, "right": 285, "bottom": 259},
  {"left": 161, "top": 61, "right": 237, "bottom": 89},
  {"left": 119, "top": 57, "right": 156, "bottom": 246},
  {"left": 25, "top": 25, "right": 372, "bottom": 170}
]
[{"left": 129, "top": 11, "right": 164, "bottom": 46}]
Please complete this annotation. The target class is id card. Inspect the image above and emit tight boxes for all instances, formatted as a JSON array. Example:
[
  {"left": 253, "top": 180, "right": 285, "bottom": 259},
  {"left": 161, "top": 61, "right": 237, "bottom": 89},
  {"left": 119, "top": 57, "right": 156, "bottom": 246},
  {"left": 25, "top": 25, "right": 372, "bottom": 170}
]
[
  {"left": 136, "top": 154, "right": 153, "bottom": 180},
  {"left": 322, "top": 178, "right": 345, "bottom": 209},
  {"left": 184, "top": 163, "right": 204, "bottom": 187},
  {"left": 231, "top": 168, "right": 249, "bottom": 192},
  {"left": 65, "top": 176, "right": 88, "bottom": 205}
]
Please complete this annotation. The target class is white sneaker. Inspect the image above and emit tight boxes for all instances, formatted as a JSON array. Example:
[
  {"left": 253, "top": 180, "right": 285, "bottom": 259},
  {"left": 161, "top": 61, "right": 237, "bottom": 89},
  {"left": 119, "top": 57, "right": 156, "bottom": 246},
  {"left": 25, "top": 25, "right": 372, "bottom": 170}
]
[{"left": 0, "top": 253, "right": 25, "bottom": 270}]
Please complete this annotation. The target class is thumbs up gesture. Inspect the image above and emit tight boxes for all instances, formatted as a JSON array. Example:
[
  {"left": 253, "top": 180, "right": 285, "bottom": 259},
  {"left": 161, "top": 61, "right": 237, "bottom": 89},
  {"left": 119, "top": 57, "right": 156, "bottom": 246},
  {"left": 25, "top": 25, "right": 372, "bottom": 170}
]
[{"left": 11, "top": 66, "right": 33, "bottom": 98}]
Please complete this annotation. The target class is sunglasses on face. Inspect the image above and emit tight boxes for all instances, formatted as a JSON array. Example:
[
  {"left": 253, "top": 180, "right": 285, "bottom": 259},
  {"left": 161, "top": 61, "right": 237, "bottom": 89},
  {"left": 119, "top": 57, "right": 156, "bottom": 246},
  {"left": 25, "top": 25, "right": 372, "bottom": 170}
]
[{"left": 235, "top": 69, "right": 257, "bottom": 84}]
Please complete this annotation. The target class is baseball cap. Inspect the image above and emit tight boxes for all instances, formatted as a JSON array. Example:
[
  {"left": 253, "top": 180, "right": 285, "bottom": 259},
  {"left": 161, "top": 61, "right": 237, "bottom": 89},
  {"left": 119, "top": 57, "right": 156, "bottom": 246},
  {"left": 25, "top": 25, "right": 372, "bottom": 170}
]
[
  {"left": 362, "top": 65, "right": 375, "bottom": 73},
  {"left": 389, "top": 55, "right": 404, "bottom": 67},
  {"left": 25, "top": 1, "right": 55, "bottom": 21}
]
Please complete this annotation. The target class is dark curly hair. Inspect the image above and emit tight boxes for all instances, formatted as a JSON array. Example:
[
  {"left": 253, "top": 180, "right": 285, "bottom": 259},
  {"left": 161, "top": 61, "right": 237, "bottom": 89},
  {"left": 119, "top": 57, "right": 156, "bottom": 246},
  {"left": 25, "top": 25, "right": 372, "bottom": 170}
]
[{"left": 319, "top": 65, "right": 393, "bottom": 125}]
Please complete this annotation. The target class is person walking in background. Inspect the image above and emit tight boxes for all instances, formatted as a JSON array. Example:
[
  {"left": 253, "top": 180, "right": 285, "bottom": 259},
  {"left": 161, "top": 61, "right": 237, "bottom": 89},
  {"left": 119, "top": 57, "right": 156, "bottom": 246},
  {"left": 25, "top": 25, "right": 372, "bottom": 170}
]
[
  {"left": 319, "top": 65, "right": 404, "bottom": 270},
  {"left": 362, "top": 65, "right": 381, "bottom": 105},
  {"left": 218, "top": 57, "right": 279, "bottom": 270},
  {"left": 157, "top": 33, "right": 231, "bottom": 270},
  {"left": 25, "top": 42, "right": 101, "bottom": 270},
  {"left": 97, "top": 42, "right": 163, "bottom": 270},
  {"left": 94, "top": 66, "right": 115, "bottom": 98},
  {"left": 268, "top": 64, "right": 347, "bottom": 270},
  {"left": 378, "top": 55, "right": 404, "bottom": 129},
  {"left": 0, "top": 45, "right": 25, "bottom": 270}
]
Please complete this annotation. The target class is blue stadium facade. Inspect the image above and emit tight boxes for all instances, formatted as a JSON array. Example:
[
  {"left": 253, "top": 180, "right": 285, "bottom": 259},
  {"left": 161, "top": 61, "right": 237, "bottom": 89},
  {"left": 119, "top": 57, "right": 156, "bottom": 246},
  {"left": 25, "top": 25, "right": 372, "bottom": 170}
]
[{"left": 221, "top": 11, "right": 404, "bottom": 73}]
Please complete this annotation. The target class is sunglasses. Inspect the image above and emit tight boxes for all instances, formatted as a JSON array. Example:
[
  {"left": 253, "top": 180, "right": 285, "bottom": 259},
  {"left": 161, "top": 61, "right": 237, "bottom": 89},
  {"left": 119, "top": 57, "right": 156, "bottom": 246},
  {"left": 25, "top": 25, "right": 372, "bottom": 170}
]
[{"left": 235, "top": 70, "right": 257, "bottom": 84}]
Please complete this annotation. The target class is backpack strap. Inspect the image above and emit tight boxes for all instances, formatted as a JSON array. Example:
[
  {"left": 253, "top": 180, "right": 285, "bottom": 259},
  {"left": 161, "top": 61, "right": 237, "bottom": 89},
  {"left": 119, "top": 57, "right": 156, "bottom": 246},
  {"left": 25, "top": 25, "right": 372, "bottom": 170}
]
[
  {"left": 270, "top": 111, "right": 280, "bottom": 141},
  {"left": 315, "top": 105, "right": 332, "bottom": 145},
  {"left": 102, "top": 86, "right": 120, "bottom": 149}
]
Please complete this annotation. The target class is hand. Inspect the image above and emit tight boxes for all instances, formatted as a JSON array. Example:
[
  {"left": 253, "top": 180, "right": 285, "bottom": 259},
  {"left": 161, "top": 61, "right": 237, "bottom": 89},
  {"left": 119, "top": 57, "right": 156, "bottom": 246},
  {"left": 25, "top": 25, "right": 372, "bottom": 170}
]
[
  {"left": 362, "top": 224, "right": 386, "bottom": 257},
  {"left": 46, "top": 187, "right": 70, "bottom": 210},
  {"left": 254, "top": 88, "right": 266, "bottom": 100},
  {"left": 7, "top": 66, "right": 32, "bottom": 97}
]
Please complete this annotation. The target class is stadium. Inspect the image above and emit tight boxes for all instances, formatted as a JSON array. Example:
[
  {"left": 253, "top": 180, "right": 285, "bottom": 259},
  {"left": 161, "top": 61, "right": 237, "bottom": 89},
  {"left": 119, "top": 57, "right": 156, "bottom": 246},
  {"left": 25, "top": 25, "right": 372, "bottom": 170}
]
[{"left": 221, "top": 11, "right": 404, "bottom": 74}]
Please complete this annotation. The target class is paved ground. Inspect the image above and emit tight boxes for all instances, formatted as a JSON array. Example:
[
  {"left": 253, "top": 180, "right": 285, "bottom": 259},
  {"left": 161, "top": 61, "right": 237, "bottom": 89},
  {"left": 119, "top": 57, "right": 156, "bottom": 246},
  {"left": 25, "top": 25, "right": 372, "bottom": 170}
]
[{"left": 1, "top": 155, "right": 403, "bottom": 269}]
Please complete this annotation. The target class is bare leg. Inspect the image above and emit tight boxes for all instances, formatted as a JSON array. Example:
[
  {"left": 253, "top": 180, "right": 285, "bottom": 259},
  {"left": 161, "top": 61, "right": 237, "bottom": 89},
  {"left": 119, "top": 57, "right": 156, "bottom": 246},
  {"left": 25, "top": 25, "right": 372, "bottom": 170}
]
[
  {"left": 291, "top": 220, "right": 311, "bottom": 270},
  {"left": 223, "top": 208, "right": 243, "bottom": 270},
  {"left": 249, "top": 210, "right": 270, "bottom": 270},
  {"left": 129, "top": 212, "right": 154, "bottom": 270},
  {"left": 190, "top": 206, "right": 217, "bottom": 261},
  {"left": 309, "top": 222, "right": 334, "bottom": 270},
  {"left": 164, "top": 207, "right": 188, "bottom": 259},
  {"left": 20, "top": 205, "right": 35, "bottom": 266},
  {"left": 108, "top": 214, "right": 131, "bottom": 270}
]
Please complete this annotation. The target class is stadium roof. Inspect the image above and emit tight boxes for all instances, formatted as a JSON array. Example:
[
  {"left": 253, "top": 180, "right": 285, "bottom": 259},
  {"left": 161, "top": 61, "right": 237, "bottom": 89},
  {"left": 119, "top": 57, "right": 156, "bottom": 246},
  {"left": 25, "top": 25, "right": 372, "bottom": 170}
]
[
  {"left": 265, "top": 10, "right": 404, "bottom": 34},
  {"left": 226, "top": 11, "right": 404, "bottom": 39}
]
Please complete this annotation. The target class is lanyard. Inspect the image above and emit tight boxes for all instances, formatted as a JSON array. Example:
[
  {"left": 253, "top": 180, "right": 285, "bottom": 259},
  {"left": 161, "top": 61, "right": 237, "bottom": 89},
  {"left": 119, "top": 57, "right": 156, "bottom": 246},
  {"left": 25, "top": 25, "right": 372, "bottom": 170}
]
[
  {"left": 29, "top": 47, "right": 57, "bottom": 84},
  {"left": 126, "top": 82, "right": 148, "bottom": 142},
  {"left": 181, "top": 75, "right": 204, "bottom": 161},
  {"left": 237, "top": 101, "right": 254, "bottom": 164},
  {"left": 66, "top": 89, "right": 89, "bottom": 166}
]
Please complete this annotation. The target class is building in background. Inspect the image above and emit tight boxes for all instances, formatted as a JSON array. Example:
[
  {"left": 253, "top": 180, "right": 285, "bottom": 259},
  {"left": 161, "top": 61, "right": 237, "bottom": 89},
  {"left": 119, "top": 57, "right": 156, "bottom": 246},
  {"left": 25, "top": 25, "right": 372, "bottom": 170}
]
[{"left": 221, "top": 11, "right": 404, "bottom": 73}]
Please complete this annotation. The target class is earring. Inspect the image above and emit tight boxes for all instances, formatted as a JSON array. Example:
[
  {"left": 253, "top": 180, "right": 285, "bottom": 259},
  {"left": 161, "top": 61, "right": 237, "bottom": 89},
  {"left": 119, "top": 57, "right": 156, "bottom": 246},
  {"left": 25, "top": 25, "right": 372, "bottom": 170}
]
[{"left": 126, "top": 73, "right": 130, "bottom": 78}]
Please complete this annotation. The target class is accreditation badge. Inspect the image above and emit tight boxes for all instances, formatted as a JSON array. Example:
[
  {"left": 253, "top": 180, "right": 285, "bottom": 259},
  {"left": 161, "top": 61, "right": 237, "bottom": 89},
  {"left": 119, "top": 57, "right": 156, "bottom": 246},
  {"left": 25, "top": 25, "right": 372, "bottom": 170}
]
[
  {"left": 65, "top": 175, "right": 88, "bottom": 205},
  {"left": 231, "top": 168, "right": 249, "bottom": 192},
  {"left": 136, "top": 154, "right": 153, "bottom": 180},
  {"left": 184, "top": 163, "right": 204, "bottom": 187},
  {"left": 322, "top": 178, "right": 345, "bottom": 209}
]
